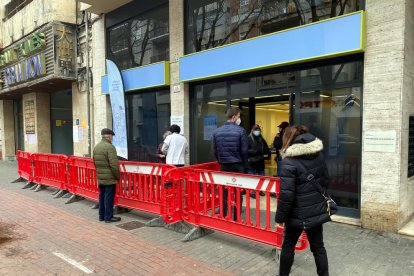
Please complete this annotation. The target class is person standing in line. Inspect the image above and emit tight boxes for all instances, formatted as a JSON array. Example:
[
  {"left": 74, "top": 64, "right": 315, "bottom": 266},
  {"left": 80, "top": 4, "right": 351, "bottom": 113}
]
[
  {"left": 273, "top": 121, "right": 289, "bottom": 176},
  {"left": 275, "top": 125, "right": 330, "bottom": 276},
  {"left": 93, "top": 128, "right": 121, "bottom": 223},
  {"left": 161, "top": 124, "right": 188, "bottom": 167},
  {"left": 156, "top": 131, "right": 171, "bottom": 163},
  {"left": 247, "top": 124, "right": 270, "bottom": 198},
  {"left": 212, "top": 107, "right": 248, "bottom": 220}
]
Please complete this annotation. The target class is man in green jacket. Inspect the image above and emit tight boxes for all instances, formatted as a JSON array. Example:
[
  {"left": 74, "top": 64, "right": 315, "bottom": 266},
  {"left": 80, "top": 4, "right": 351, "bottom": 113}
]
[{"left": 93, "top": 128, "right": 121, "bottom": 223}]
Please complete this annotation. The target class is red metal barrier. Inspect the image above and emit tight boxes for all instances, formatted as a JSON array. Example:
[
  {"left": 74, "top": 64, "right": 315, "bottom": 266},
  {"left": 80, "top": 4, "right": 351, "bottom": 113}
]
[
  {"left": 166, "top": 167, "right": 308, "bottom": 250},
  {"left": 117, "top": 162, "right": 175, "bottom": 215},
  {"left": 67, "top": 156, "right": 99, "bottom": 201},
  {"left": 17, "top": 150, "right": 33, "bottom": 182},
  {"left": 32, "top": 153, "right": 68, "bottom": 190}
]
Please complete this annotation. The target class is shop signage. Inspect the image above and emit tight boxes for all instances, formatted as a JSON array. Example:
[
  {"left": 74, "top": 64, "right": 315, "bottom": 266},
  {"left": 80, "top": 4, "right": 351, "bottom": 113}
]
[
  {"left": 0, "top": 32, "right": 47, "bottom": 86},
  {"left": 4, "top": 53, "right": 46, "bottom": 86},
  {"left": 0, "top": 32, "right": 46, "bottom": 67}
]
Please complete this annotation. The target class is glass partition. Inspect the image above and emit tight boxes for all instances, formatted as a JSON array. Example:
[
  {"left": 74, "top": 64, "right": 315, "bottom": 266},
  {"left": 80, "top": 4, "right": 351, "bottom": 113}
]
[
  {"left": 185, "top": 0, "right": 364, "bottom": 54},
  {"left": 126, "top": 89, "right": 170, "bottom": 162}
]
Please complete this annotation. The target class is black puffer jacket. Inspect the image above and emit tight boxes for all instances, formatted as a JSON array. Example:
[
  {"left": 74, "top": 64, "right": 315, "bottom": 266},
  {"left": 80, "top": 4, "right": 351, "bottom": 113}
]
[{"left": 275, "top": 133, "right": 330, "bottom": 229}]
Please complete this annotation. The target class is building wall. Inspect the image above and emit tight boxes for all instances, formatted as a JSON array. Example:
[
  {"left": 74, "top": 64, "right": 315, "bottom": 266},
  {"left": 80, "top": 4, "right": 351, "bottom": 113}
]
[
  {"left": 22, "top": 93, "right": 51, "bottom": 153},
  {"left": 361, "top": 0, "right": 406, "bottom": 231},
  {"left": 400, "top": 0, "right": 414, "bottom": 228},
  {"left": 0, "top": 100, "right": 15, "bottom": 160},
  {"left": 0, "top": 0, "right": 76, "bottom": 48},
  {"left": 169, "top": 0, "right": 190, "bottom": 164}
]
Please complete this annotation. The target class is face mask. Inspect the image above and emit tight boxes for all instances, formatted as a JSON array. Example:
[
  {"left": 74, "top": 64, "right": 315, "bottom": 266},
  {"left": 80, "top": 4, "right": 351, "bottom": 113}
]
[
  {"left": 253, "top": 130, "right": 261, "bottom": 136},
  {"left": 235, "top": 118, "right": 241, "bottom": 125}
]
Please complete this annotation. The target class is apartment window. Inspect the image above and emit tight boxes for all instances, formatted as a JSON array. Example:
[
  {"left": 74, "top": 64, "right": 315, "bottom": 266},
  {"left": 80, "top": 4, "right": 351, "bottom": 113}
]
[
  {"left": 185, "top": 0, "right": 364, "bottom": 54},
  {"left": 4, "top": 0, "right": 33, "bottom": 20}
]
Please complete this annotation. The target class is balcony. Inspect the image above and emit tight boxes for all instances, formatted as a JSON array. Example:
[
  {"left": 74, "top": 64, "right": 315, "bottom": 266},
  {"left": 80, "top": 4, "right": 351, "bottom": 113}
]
[
  {"left": 80, "top": 0, "right": 132, "bottom": 14},
  {"left": 4, "top": 0, "right": 34, "bottom": 20}
]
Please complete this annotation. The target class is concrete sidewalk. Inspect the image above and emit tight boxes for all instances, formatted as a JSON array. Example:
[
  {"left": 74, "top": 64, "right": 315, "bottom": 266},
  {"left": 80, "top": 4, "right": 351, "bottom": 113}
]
[{"left": 1, "top": 161, "right": 414, "bottom": 275}]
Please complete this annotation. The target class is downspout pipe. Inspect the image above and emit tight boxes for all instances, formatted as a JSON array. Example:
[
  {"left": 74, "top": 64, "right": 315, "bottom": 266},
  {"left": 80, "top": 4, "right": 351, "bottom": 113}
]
[{"left": 85, "top": 11, "right": 91, "bottom": 157}]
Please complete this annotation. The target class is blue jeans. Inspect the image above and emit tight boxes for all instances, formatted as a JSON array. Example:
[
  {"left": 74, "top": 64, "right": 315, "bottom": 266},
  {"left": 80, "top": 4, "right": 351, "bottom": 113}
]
[
  {"left": 277, "top": 156, "right": 282, "bottom": 176},
  {"left": 98, "top": 184, "right": 116, "bottom": 221}
]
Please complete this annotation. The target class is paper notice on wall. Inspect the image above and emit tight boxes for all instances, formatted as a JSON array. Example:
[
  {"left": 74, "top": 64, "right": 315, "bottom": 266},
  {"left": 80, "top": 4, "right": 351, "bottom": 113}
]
[
  {"left": 73, "top": 126, "right": 79, "bottom": 143},
  {"left": 27, "top": 134, "right": 37, "bottom": 145},
  {"left": 171, "top": 115, "right": 184, "bottom": 134},
  {"left": 78, "top": 127, "right": 83, "bottom": 141},
  {"left": 364, "top": 130, "right": 396, "bottom": 153}
]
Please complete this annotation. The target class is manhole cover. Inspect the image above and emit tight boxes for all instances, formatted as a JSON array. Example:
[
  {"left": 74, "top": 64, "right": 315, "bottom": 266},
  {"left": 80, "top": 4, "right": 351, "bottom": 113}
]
[{"left": 115, "top": 221, "right": 146, "bottom": 231}]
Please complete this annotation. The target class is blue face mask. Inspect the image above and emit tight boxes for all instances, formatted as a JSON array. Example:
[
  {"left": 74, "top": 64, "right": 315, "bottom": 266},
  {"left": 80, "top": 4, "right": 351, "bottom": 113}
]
[{"left": 253, "top": 130, "right": 261, "bottom": 136}]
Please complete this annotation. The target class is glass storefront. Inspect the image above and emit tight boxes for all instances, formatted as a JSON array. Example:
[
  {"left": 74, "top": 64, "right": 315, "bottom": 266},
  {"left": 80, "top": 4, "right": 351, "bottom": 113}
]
[
  {"left": 190, "top": 58, "right": 362, "bottom": 214},
  {"left": 107, "top": 1, "right": 169, "bottom": 70},
  {"left": 125, "top": 89, "right": 171, "bottom": 162},
  {"left": 185, "top": 0, "right": 364, "bottom": 54}
]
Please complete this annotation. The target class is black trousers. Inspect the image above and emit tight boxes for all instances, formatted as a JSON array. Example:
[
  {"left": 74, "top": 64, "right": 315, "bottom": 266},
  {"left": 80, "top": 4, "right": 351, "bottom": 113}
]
[
  {"left": 279, "top": 224, "right": 329, "bottom": 276},
  {"left": 98, "top": 184, "right": 116, "bottom": 221},
  {"left": 220, "top": 163, "right": 245, "bottom": 221}
]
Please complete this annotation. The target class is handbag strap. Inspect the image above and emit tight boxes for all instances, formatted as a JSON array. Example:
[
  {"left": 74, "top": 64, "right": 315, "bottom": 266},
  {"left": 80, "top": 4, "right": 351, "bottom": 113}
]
[{"left": 296, "top": 159, "right": 328, "bottom": 199}]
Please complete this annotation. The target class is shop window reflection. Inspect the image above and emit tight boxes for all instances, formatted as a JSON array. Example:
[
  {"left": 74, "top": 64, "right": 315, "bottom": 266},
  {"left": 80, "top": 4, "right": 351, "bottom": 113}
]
[{"left": 298, "top": 88, "right": 361, "bottom": 209}]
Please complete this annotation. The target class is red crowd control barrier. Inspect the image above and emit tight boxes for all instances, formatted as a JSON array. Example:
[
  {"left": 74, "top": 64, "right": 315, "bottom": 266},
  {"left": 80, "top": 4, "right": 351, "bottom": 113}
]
[
  {"left": 117, "top": 162, "right": 175, "bottom": 215},
  {"left": 167, "top": 168, "right": 308, "bottom": 251},
  {"left": 17, "top": 150, "right": 33, "bottom": 182},
  {"left": 32, "top": 153, "right": 68, "bottom": 190},
  {"left": 67, "top": 156, "right": 99, "bottom": 201}
]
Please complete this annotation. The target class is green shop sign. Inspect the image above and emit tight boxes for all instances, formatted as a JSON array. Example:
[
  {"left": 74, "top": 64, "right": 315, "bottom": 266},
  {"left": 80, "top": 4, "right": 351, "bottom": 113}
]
[{"left": 0, "top": 32, "right": 46, "bottom": 67}]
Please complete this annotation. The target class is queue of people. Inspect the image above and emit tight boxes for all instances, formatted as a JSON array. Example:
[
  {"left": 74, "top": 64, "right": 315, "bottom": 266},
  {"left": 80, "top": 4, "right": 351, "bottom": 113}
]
[{"left": 94, "top": 110, "right": 329, "bottom": 275}]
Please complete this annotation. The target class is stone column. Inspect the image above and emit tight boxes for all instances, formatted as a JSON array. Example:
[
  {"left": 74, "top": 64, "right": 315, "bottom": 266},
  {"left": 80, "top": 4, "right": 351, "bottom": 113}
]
[
  {"left": 92, "top": 15, "right": 112, "bottom": 147},
  {"left": 72, "top": 82, "right": 89, "bottom": 156},
  {"left": 169, "top": 0, "right": 190, "bottom": 164},
  {"left": 22, "top": 93, "right": 51, "bottom": 153},
  {"left": 0, "top": 100, "right": 16, "bottom": 160},
  {"left": 361, "top": 0, "right": 406, "bottom": 231}
]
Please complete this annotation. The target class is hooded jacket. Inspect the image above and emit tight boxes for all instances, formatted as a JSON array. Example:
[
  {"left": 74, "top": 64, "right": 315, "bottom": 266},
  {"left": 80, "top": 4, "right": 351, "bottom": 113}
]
[{"left": 275, "top": 133, "right": 330, "bottom": 229}]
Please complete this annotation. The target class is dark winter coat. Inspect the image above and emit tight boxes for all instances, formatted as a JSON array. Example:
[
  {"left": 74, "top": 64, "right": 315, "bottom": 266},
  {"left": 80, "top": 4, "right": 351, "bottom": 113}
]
[
  {"left": 212, "top": 122, "right": 248, "bottom": 167},
  {"left": 247, "top": 134, "right": 270, "bottom": 170},
  {"left": 92, "top": 138, "right": 120, "bottom": 185},
  {"left": 275, "top": 133, "right": 330, "bottom": 229},
  {"left": 273, "top": 129, "right": 285, "bottom": 159}
]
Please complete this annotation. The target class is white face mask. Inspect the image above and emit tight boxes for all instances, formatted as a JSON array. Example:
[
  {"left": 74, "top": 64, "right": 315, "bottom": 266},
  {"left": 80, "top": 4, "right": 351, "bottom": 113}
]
[
  {"left": 235, "top": 118, "right": 241, "bottom": 125},
  {"left": 253, "top": 130, "right": 261, "bottom": 136}
]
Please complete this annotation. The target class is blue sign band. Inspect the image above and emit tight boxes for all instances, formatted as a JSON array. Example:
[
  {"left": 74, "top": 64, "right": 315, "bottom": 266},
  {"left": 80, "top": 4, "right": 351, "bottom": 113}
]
[{"left": 102, "top": 61, "right": 169, "bottom": 94}]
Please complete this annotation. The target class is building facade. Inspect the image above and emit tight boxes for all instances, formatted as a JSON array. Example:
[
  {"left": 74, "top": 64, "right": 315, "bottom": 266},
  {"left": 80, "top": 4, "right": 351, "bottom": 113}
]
[{"left": 0, "top": 0, "right": 413, "bottom": 234}]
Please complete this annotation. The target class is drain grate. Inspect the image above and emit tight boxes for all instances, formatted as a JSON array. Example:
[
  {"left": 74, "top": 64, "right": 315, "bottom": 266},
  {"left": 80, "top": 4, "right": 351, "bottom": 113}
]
[{"left": 115, "top": 221, "right": 146, "bottom": 231}]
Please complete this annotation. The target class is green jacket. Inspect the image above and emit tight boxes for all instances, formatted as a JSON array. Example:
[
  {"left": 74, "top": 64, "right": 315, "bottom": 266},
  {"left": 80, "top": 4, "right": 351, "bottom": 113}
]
[{"left": 92, "top": 138, "right": 120, "bottom": 185}]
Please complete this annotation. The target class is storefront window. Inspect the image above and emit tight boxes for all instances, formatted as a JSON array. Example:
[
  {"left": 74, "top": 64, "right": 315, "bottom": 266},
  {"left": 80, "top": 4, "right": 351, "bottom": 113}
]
[
  {"left": 185, "top": 0, "right": 364, "bottom": 54},
  {"left": 107, "top": 2, "right": 169, "bottom": 70},
  {"left": 126, "top": 90, "right": 170, "bottom": 162},
  {"left": 190, "top": 59, "right": 362, "bottom": 212}
]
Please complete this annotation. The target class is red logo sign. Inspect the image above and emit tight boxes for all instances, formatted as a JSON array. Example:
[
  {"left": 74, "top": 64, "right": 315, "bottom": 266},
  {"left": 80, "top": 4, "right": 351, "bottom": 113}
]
[{"left": 232, "top": 177, "right": 237, "bottom": 183}]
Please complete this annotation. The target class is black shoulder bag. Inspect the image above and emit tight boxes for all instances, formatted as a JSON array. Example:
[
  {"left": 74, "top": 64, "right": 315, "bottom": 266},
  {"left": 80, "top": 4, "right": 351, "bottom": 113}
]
[{"left": 306, "top": 174, "right": 338, "bottom": 216}]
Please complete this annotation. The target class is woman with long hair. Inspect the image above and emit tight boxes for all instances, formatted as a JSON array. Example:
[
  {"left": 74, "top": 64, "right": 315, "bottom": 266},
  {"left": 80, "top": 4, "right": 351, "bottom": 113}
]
[{"left": 275, "top": 125, "right": 330, "bottom": 276}]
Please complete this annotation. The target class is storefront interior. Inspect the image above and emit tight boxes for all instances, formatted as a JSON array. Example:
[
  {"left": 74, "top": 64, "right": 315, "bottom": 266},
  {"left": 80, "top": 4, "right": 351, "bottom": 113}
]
[{"left": 190, "top": 58, "right": 363, "bottom": 216}]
